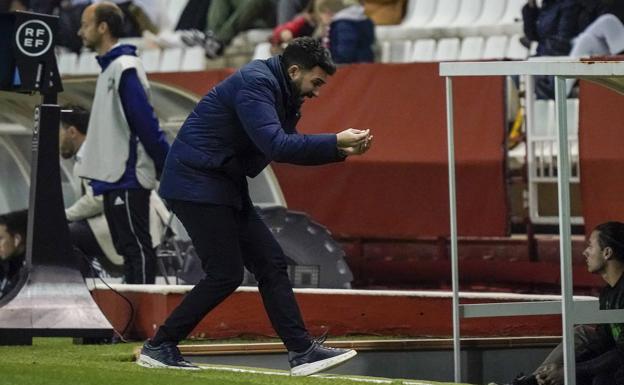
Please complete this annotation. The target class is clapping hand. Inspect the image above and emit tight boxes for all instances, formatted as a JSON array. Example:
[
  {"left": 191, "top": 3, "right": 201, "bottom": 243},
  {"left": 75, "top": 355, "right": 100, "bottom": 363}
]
[{"left": 336, "top": 128, "right": 373, "bottom": 156}]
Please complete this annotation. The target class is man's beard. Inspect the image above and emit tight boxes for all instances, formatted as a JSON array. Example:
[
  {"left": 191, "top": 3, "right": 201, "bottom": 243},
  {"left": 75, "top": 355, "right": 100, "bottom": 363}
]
[
  {"left": 83, "top": 36, "right": 99, "bottom": 52},
  {"left": 292, "top": 78, "right": 313, "bottom": 100}
]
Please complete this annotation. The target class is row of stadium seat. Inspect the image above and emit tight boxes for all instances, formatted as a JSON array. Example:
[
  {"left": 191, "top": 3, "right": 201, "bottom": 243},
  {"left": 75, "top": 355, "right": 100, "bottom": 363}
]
[
  {"left": 380, "top": 34, "right": 531, "bottom": 63},
  {"left": 377, "top": 0, "right": 526, "bottom": 40},
  {"left": 57, "top": 34, "right": 531, "bottom": 76},
  {"left": 56, "top": 0, "right": 532, "bottom": 74},
  {"left": 56, "top": 46, "right": 207, "bottom": 75}
]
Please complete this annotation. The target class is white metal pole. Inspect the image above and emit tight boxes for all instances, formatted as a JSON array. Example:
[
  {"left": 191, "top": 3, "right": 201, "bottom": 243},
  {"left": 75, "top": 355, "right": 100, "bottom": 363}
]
[
  {"left": 525, "top": 75, "right": 539, "bottom": 221},
  {"left": 445, "top": 76, "right": 461, "bottom": 383},
  {"left": 554, "top": 75, "right": 576, "bottom": 385}
]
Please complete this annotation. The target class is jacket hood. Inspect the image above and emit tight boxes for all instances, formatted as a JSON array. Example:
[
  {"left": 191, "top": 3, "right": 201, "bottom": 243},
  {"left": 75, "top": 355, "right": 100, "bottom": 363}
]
[
  {"left": 332, "top": 4, "right": 368, "bottom": 21},
  {"left": 96, "top": 44, "right": 138, "bottom": 71}
]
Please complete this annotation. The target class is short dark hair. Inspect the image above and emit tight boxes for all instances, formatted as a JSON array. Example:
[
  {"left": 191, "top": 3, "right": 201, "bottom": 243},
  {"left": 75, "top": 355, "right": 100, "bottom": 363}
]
[
  {"left": 594, "top": 221, "right": 624, "bottom": 262},
  {"left": 94, "top": 2, "right": 125, "bottom": 39},
  {"left": 0, "top": 209, "right": 28, "bottom": 239},
  {"left": 60, "top": 104, "right": 89, "bottom": 135},
  {"left": 282, "top": 37, "right": 336, "bottom": 75}
]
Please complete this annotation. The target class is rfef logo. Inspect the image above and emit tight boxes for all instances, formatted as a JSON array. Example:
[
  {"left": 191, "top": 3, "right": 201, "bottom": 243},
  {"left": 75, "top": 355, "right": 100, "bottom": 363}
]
[{"left": 15, "top": 19, "right": 52, "bottom": 57}]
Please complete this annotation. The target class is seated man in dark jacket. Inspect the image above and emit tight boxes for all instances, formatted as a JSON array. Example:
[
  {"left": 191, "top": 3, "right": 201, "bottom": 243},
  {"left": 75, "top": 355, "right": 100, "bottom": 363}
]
[
  {"left": 138, "top": 37, "right": 372, "bottom": 376},
  {"left": 0, "top": 210, "right": 27, "bottom": 301},
  {"left": 504, "top": 221, "right": 624, "bottom": 385}
]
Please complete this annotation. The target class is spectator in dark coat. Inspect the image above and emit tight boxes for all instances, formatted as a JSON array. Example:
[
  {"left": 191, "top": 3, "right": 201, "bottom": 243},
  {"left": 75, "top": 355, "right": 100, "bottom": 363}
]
[
  {"left": 523, "top": 0, "right": 581, "bottom": 98},
  {"left": 328, "top": 1, "right": 375, "bottom": 64},
  {"left": 523, "top": 0, "right": 580, "bottom": 56}
]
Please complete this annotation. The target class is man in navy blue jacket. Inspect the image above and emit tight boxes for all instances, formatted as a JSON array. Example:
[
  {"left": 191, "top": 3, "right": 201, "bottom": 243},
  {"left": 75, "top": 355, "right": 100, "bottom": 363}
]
[
  {"left": 138, "top": 37, "right": 372, "bottom": 375},
  {"left": 76, "top": 2, "right": 170, "bottom": 284}
]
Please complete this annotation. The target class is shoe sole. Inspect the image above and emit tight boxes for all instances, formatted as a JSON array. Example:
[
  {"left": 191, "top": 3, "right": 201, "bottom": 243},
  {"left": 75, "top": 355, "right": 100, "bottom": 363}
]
[
  {"left": 290, "top": 349, "right": 357, "bottom": 377},
  {"left": 137, "top": 354, "right": 201, "bottom": 370}
]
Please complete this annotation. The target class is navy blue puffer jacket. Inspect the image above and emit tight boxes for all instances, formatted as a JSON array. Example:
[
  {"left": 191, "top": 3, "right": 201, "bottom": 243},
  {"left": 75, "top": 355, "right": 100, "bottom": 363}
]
[{"left": 158, "top": 56, "right": 344, "bottom": 208}]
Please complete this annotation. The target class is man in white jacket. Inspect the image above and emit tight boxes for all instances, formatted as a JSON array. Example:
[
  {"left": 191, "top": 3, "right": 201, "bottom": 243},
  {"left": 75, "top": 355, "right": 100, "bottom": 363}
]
[{"left": 75, "top": 2, "right": 170, "bottom": 283}]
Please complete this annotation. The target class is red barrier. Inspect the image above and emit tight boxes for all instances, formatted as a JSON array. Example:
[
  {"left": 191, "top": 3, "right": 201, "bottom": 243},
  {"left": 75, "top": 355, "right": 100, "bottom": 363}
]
[
  {"left": 273, "top": 63, "right": 507, "bottom": 238},
  {"left": 579, "top": 81, "right": 624, "bottom": 233},
  {"left": 92, "top": 288, "right": 564, "bottom": 340},
  {"left": 149, "top": 63, "right": 508, "bottom": 239},
  {"left": 149, "top": 69, "right": 234, "bottom": 97}
]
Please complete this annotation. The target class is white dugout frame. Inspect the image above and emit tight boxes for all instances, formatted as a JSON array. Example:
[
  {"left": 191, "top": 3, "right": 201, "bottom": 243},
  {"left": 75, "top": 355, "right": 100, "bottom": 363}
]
[{"left": 439, "top": 59, "right": 624, "bottom": 384}]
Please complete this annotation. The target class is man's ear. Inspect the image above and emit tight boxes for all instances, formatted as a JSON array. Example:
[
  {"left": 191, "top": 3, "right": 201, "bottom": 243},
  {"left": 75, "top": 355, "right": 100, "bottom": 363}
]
[
  {"left": 13, "top": 234, "right": 21, "bottom": 248},
  {"left": 604, "top": 246, "right": 614, "bottom": 260},
  {"left": 97, "top": 21, "right": 108, "bottom": 35},
  {"left": 287, "top": 65, "right": 300, "bottom": 80}
]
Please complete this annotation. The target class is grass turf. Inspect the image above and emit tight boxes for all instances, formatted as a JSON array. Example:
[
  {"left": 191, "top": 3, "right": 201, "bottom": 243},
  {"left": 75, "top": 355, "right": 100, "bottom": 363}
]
[{"left": 0, "top": 338, "right": 459, "bottom": 385}]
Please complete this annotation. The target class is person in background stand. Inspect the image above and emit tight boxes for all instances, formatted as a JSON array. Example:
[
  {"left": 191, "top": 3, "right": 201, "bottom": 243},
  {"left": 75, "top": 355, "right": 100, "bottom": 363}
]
[{"left": 75, "top": 1, "right": 170, "bottom": 284}]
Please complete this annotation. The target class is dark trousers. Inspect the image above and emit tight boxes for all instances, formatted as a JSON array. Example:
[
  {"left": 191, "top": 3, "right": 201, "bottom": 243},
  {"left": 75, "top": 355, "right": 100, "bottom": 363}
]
[
  {"left": 152, "top": 200, "right": 311, "bottom": 352},
  {"left": 207, "top": 0, "right": 276, "bottom": 44},
  {"left": 103, "top": 189, "right": 156, "bottom": 284}
]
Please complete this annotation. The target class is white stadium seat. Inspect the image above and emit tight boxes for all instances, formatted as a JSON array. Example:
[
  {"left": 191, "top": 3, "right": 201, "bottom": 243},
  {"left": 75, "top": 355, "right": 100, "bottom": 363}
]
[
  {"left": 506, "top": 34, "right": 530, "bottom": 60},
  {"left": 381, "top": 40, "right": 413, "bottom": 63},
  {"left": 409, "top": 39, "right": 436, "bottom": 62},
  {"left": 477, "top": 0, "right": 524, "bottom": 35},
  {"left": 460, "top": 0, "right": 507, "bottom": 36},
  {"left": 252, "top": 42, "right": 272, "bottom": 61},
  {"left": 450, "top": 0, "right": 484, "bottom": 28},
  {"left": 410, "top": 39, "right": 436, "bottom": 62},
  {"left": 245, "top": 29, "right": 273, "bottom": 45},
  {"left": 426, "top": 0, "right": 461, "bottom": 28},
  {"left": 140, "top": 49, "right": 161, "bottom": 73},
  {"left": 57, "top": 52, "right": 78, "bottom": 75},
  {"left": 500, "top": 0, "right": 526, "bottom": 34},
  {"left": 75, "top": 52, "right": 99, "bottom": 75},
  {"left": 444, "top": 0, "right": 484, "bottom": 37},
  {"left": 400, "top": 0, "right": 462, "bottom": 40},
  {"left": 159, "top": 47, "right": 184, "bottom": 72},
  {"left": 459, "top": 36, "right": 485, "bottom": 60},
  {"left": 482, "top": 35, "right": 508, "bottom": 59},
  {"left": 181, "top": 47, "right": 206, "bottom": 71},
  {"left": 376, "top": 0, "right": 437, "bottom": 40},
  {"left": 435, "top": 38, "right": 460, "bottom": 61}
]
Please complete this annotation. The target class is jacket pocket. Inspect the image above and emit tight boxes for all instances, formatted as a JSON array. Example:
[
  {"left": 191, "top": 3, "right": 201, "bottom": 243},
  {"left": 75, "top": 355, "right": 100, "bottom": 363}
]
[{"left": 174, "top": 139, "right": 232, "bottom": 171}]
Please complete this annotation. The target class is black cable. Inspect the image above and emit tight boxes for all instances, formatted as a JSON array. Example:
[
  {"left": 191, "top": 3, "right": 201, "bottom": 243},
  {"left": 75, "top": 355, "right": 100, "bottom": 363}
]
[{"left": 81, "top": 253, "right": 135, "bottom": 343}]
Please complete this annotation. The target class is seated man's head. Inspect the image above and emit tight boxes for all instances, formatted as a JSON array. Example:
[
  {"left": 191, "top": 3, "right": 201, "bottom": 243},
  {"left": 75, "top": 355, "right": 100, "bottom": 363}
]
[
  {"left": 283, "top": 37, "right": 336, "bottom": 100},
  {"left": 0, "top": 210, "right": 27, "bottom": 261},
  {"left": 59, "top": 105, "right": 89, "bottom": 159},
  {"left": 584, "top": 221, "right": 624, "bottom": 275}
]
